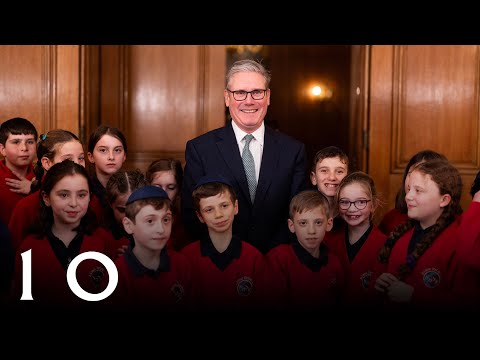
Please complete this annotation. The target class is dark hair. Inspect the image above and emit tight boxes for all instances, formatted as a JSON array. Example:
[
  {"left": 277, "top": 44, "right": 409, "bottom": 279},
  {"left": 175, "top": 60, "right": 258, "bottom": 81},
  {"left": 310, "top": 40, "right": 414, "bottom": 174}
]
[
  {"left": 378, "top": 159, "right": 462, "bottom": 280},
  {"left": 145, "top": 158, "right": 183, "bottom": 212},
  {"left": 88, "top": 125, "right": 127, "bottom": 155},
  {"left": 311, "top": 146, "right": 349, "bottom": 173},
  {"left": 192, "top": 182, "right": 237, "bottom": 213},
  {"left": 289, "top": 190, "right": 330, "bottom": 219},
  {"left": 395, "top": 150, "right": 448, "bottom": 213},
  {"left": 31, "top": 129, "right": 82, "bottom": 192},
  {"left": 146, "top": 158, "right": 183, "bottom": 187},
  {"left": 106, "top": 169, "right": 147, "bottom": 206},
  {"left": 34, "top": 160, "right": 96, "bottom": 236},
  {"left": 0, "top": 117, "right": 38, "bottom": 145}
]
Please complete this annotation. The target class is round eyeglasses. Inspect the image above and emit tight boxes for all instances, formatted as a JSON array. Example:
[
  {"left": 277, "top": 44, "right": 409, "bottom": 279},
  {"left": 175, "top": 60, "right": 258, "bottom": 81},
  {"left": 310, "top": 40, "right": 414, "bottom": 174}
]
[
  {"left": 227, "top": 89, "right": 266, "bottom": 101},
  {"left": 338, "top": 199, "right": 372, "bottom": 210}
]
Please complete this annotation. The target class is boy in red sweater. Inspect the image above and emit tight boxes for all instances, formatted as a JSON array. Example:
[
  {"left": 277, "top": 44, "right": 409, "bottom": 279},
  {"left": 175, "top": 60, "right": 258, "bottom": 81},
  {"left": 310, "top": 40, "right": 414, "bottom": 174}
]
[
  {"left": 264, "top": 190, "right": 345, "bottom": 311},
  {"left": 181, "top": 175, "right": 265, "bottom": 311},
  {"left": 111, "top": 185, "right": 192, "bottom": 311},
  {"left": 0, "top": 117, "right": 37, "bottom": 225}
]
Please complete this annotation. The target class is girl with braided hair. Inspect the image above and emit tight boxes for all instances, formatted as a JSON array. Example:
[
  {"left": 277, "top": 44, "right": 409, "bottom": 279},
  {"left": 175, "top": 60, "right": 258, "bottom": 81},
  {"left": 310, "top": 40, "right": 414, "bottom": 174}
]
[
  {"left": 373, "top": 159, "right": 470, "bottom": 310},
  {"left": 378, "top": 149, "right": 448, "bottom": 236}
]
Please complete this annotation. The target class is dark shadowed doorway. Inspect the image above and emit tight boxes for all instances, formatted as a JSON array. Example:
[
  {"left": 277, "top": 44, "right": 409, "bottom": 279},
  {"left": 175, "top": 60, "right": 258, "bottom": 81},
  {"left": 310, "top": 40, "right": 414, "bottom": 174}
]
[{"left": 226, "top": 45, "right": 353, "bottom": 171}]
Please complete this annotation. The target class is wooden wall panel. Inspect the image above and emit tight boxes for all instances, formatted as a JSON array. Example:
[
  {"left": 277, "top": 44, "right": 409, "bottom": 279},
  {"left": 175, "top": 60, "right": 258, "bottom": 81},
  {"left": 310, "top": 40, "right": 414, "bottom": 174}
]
[
  {"left": 349, "top": 45, "right": 369, "bottom": 172},
  {"left": 369, "top": 45, "right": 480, "bottom": 224},
  {"left": 128, "top": 45, "right": 202, "bottom": 152},
  {"left": 369, "top": 45, "right": 395, "bottom": 224},
  {"left": 0, "top": 45, "right": 47, "bottom": 134},
  {"left": 99, "top": 45, "right": 226, "bottom": 172},
  {"left": 392, "top": 45, "right": 479, "bottom": 172},
  {"left": 56, "top": 46, "right": 80, "bottom": 135},
  {"left": 0, "top": 45, "right": 80, "bottom": 138},
  {"left": 99, "top": 45, "right": 125, "bottom": 130}
]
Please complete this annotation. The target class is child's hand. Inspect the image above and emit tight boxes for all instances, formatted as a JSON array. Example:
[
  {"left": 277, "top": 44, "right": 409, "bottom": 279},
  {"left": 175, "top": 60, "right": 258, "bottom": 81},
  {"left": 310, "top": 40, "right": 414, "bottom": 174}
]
[
  {"left": 374, "top": 272, "right": 398, "bottom": 293},
  {"left": 386, "top": 280, "right": 414, "bottom": 303},
  {"left": 5, "top": 173, "right": 34, "bottom": 195}
]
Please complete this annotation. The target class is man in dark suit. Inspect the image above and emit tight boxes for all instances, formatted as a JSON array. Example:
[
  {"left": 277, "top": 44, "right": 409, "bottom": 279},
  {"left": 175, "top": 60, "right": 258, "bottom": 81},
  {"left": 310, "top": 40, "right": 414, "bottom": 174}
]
[{"left": 181, "top": 59, "right": 308, "bottom": 254}]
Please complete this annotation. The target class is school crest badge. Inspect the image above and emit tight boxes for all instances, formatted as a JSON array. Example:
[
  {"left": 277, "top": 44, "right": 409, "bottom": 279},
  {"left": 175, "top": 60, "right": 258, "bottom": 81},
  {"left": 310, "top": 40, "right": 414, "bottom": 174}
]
[
  {"left": 236, "top": 276, "right": 253, "bottom": 296},
  {"left": 170, "top": 281, "right": 185, "bottom": 303},
  {"left": 360, "top": 271, "right": 372, "bottom": 289},
  {"left": 421, "top": 267, "right": 441, "bottom": 288}
]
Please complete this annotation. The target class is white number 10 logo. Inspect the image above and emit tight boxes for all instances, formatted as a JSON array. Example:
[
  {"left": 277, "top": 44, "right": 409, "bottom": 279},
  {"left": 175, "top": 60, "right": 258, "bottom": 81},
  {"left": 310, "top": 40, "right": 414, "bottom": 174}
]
[{"left": 20, "top": 250, "right": 119, "bottom": 301}]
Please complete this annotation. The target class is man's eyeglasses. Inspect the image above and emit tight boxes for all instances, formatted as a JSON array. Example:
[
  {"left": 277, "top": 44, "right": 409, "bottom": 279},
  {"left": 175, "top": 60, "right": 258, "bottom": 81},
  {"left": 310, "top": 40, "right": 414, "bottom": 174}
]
[
  {"left": 338, "top": 199, "right": 372, "bottom": 210},
  {"left": 227, "top": 89, "right": 266, "bottom": 101}
]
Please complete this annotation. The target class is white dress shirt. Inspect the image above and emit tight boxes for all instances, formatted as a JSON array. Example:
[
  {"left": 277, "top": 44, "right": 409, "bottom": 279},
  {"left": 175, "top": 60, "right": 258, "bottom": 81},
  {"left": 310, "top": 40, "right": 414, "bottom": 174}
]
[{"left": 231, "top": 121, "right": 265, "bottom": 182}]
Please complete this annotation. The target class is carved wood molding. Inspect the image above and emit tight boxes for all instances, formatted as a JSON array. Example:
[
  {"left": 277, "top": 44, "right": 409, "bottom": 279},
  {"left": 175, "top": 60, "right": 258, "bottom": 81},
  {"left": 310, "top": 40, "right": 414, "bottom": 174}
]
[
  {"left": 42, "top": 45, "right": 56, "bottom": 131},
  {"left": 390, "top": 45, "right": 480, "bottom": 175}
]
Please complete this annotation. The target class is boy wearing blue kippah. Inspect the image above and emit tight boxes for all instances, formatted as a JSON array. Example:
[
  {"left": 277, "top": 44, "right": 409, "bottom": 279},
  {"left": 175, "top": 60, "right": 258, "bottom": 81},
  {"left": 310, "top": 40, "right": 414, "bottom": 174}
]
[
  {"left": 109, "top": 185, "right": 192, "bottom": 311},
  {"left": 181, "top": 175, "right": 265, "bottom": 311}
]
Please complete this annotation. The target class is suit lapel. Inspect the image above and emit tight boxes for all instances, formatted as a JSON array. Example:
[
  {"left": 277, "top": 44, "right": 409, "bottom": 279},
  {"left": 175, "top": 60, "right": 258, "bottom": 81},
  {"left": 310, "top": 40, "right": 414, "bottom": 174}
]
[{"left": 216, "top": 123, "right": 251, "bottom": 202}]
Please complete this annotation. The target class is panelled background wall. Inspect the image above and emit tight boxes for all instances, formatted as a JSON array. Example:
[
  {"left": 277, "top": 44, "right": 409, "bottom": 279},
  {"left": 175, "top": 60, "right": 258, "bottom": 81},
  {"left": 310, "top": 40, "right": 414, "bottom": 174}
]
[
  {"left": 367, "top": 45, "right": 480, "bottom": 223},
  {"left": 0, "top": 45, "right": 226, "bottom": 173},
  {"left": 0, "top": 45, "right": 479, "bottom": 225},
  {"left": 0, "top": 46, "right": 81, "bottom": 137}
]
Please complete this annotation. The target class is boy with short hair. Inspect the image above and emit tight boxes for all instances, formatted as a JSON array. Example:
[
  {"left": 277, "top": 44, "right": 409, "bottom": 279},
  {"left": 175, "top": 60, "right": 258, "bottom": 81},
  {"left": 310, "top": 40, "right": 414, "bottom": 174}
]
[
  {"left": 0, "top": 117, "right": 38, "bottom": 225},
  {"left": 181, "top": 175, "right": 265, "bottom": 311},
  {"left": 310, "top": 146, "right": 349, "bottom": 205},
  {"left": 310, "top": 145, "right": 349, "bottom": 232},
  {"left": 111, "top": 185, "right": 192, "bottom": 310},
  {"left": 264, "top": 190, "right": 345, "bottom": 310}
]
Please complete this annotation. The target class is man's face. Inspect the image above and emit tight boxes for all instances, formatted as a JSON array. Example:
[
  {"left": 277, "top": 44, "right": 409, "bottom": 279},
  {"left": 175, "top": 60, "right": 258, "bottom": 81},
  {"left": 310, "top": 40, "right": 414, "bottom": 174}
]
[{"left": 224, "top": 72, "right": 270, "bottom": 133}]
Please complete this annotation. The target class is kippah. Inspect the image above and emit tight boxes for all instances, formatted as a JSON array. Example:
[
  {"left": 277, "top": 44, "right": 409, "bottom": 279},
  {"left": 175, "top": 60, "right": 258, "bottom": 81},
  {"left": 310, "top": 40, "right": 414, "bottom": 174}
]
[
  {"left": 126, "top": 185, "right": 169, "bottom": 205},
  {"left": 193, "top": 174, "right": 233, "bottom": 190}
]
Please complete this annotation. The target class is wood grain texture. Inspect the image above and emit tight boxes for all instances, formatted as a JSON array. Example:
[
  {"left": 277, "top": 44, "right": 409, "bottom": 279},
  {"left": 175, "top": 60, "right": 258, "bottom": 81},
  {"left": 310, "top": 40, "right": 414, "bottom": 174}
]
[
  {"left": 99, "top": 45, "right": 226, "bottom": 172},
  {"left": 0, "top": 45, "right": 80, "bottom": 139},
  {"left": 369, "top": 45, "right": 480, "bottom": 224}
]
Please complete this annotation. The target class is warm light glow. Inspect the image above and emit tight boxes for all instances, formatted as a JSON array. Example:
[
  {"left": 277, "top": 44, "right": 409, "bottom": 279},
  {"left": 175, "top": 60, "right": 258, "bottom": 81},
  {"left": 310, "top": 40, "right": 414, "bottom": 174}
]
[
  {"left": 226, "top": 45, "right": 264, "bottom": 54},
  {"left": 309, "top": 84, "right": 333, "bottom": 100},
  {"left": 312, "top": 86, "right": 322, "bottom": 96}
]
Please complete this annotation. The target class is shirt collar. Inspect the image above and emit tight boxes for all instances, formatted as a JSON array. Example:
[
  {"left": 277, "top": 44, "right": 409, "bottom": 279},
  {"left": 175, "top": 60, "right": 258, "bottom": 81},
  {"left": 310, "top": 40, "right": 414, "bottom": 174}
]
[
  {"left": 231, "top": 120, "right": 265, "bottom": 147},
  {"left": 199, "top": 235, "right": 242, "bottom": 271},
  {"left": 413, "top": 221, "right": 435, "bottom": 234},
  {"left": 124, "top": 245, "right": 170, "bottom": 277},
  {"left": 292, "top": 240, "right": 329, "bottom": 272}
]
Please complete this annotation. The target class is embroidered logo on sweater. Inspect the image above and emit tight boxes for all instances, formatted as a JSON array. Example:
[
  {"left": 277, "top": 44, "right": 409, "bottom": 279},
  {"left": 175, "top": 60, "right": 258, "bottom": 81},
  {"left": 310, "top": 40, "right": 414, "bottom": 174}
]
[
  {"left": 360, "top": 271, "right": 373, "bottom": 289},
  {"left": 421, "top": 267, "right": 441, "bottom": 288},
  {"left": 236, "top": 276, "right": 253, "bottom": 296},
  {"left": 170, "top": 281, "right": 185, "bottom": 303},
  {"left": 89, "top": 266, "right": 106, "bottom": 288}
]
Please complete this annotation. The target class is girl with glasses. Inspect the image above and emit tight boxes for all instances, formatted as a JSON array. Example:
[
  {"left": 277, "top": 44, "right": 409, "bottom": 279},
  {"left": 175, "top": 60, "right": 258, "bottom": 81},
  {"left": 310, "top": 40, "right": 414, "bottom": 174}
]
[{"left": 325, "top": 171, "right": 386, "bottom": 309}]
